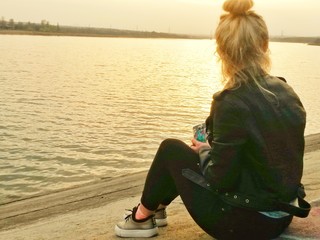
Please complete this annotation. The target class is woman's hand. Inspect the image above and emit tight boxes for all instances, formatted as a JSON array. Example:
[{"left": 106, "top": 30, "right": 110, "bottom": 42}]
[{"left": 190, "top": 138, "right": 210, "bottom": 154}]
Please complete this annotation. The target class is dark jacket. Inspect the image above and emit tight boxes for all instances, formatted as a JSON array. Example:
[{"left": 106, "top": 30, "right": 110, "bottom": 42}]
[{"left": 198, "top": 75, "right": 306, "bottom": 210}]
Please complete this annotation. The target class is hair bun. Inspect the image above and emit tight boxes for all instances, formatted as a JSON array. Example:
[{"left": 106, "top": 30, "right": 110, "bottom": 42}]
[{"left": 223, "top": 0, "right": 254, "bottom": 15}]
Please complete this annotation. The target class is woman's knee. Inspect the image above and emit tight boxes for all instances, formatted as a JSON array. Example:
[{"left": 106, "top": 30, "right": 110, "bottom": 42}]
[
  {"left": 159, "top": 138, "right": 186, "bottom": 152},
  {"left": 158, "top": 138, "right": 196, "bottom": 161}
]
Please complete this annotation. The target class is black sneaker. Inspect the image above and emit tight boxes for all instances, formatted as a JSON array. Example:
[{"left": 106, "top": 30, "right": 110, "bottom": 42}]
[{"left": 115, "top": 206, "right": 158, "bottom": 238}]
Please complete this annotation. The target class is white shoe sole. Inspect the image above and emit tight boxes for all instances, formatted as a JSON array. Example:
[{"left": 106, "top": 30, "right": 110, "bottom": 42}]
[{"left": 114, "top": 225, "right": 159, "bottom": 238}]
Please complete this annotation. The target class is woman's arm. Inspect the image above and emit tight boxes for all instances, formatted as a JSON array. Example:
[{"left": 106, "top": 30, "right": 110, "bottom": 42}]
[{"left": 201, "top": 98, "right": 248, "bottom": 192}]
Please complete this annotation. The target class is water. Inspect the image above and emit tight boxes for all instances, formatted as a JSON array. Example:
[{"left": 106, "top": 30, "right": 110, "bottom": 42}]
[{"left": 0, "top": 35, "right": 319, "bottom": 203}]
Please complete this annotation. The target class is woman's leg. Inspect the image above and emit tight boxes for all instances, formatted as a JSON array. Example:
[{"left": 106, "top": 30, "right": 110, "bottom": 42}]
[
  {"left": 115, "top": 138, "right": 218, "bottom": 238},
  {"left": 140, "top": 139, "right": 225, "bottom": 233}
]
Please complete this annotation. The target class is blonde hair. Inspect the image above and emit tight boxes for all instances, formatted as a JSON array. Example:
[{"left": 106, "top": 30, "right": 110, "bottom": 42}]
[{"left": 215, "top": 0, "right": 271, "bottom": 90}]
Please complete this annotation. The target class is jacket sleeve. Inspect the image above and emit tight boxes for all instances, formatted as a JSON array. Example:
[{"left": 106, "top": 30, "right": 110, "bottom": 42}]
[{"left": 200, "top": 98, "right": 248, "bottom": 192}]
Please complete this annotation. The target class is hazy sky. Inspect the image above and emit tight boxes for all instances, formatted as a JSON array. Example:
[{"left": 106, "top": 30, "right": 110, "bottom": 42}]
[{"left": 1, "top": 0, "right": 319, "bottom": 36}]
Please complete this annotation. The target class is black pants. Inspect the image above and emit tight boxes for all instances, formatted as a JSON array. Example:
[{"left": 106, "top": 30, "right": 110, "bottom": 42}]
[{"left": 140, "top": 139, "right": 293, "bottom": 240}]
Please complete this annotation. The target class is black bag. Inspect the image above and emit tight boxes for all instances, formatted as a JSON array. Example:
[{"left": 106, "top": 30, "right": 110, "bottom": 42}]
[{"left": 182, "top": 168, "right": 311, "bottom": 218}]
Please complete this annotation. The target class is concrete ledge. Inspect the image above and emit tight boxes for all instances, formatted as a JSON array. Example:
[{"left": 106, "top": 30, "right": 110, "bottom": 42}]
[
  {"left": 0, "top": 171, "right": 148, "bottom": 230},
  {"left": 0, "top": 134, "right": 319, "bottom": 239}
]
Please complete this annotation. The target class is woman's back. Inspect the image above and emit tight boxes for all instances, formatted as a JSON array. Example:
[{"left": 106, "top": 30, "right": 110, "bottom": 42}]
[{"left": 211, "top": 75, "right": 306, "bottom": 202}]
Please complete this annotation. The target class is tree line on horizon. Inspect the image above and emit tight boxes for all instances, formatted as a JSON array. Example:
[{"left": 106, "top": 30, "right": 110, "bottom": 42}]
[
  {"left": 0, "top": 17, "right": 204, "bottom": 39},
  {"left": 0, "top": 17, "right": 59, "bottom": 32}
]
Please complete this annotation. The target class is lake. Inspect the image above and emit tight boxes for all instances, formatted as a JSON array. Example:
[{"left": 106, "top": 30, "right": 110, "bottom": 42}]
[{"left": 0, "top": 35, "right": 319, "bottom": 203}]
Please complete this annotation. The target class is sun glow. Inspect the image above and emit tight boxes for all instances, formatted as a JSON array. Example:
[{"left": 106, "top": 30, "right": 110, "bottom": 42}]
[{"left": 177, "top": 0, "right": 220, "bottom": 5}]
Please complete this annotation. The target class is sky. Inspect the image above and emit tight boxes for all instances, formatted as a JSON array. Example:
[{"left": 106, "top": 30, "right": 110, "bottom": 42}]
[{"left": 1, "top": 0, "right": 319, "bottom": 37}]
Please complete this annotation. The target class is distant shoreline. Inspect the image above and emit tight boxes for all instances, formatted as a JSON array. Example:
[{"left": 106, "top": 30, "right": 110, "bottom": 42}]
[
  {"left": 0, "top": 29, "right": 208, "bottom": 40},
  {"left": 270, "top": 36, "right": 320, "bottom": 46},
  {"left": 0, "top": 30, "right": 319, "bottom": 45}
]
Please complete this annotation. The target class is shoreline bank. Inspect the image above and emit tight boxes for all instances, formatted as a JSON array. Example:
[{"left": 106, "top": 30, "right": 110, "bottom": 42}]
[
  {"left": 1, "top": 31, "right": 320, "bottom": 45},
  {"left": 0, "top": 133, "right": 319, "bottom": 239}
]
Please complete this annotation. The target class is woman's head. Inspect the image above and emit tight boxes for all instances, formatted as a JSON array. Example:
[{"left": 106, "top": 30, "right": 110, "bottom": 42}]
[{"left": 215, "top": 0, "right": 270, "bottom": 88}]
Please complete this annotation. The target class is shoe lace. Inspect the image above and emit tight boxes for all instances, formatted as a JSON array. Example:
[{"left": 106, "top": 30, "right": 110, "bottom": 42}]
[{"left": 124, "top": 209, "right": 133, "bottom": 222}]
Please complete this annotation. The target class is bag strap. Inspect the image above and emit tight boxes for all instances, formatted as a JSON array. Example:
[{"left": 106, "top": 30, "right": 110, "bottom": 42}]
[
  {"left": 221, "top": 185, "right": 311, "bottom": 218},
  {"left": 276, "top": 185, "right": 311, "bottom": 218}
]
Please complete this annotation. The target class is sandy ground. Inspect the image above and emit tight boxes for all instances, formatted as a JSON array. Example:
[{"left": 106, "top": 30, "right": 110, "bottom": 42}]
[
  {"left": 0, "top": 134, "right": 320, "bottom": 240},
  {"left": 0, "top": 196, "right": 214, "bottom": 240}
]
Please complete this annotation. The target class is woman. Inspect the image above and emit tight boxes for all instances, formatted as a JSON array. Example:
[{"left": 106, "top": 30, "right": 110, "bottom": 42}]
[{"left": 114, "top": 0, "right": 310, "bottom": 239}]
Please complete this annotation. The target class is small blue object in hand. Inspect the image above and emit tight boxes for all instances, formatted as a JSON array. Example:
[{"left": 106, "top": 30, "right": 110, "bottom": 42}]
[{"left": 193, "top": 123, "right": 207, "bottom": 143}]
